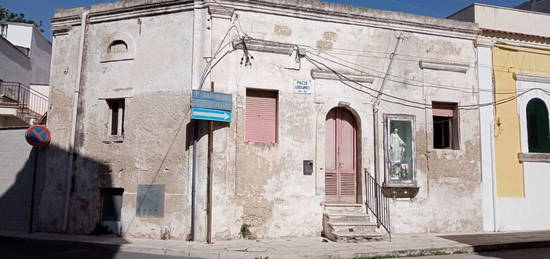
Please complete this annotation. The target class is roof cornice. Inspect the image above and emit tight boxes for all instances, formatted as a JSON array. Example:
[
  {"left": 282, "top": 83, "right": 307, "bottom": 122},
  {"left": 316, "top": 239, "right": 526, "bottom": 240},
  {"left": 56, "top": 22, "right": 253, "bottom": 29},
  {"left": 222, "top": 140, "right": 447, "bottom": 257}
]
[{"left": 51, "top": 0, "right": 478, "bottom": 40}]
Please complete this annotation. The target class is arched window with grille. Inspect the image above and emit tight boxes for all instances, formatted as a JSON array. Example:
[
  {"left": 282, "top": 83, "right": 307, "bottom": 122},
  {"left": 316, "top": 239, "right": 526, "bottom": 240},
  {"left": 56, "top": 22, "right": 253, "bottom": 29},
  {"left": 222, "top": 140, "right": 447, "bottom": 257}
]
[{"left": 527, "top": 98, "right": 550, "bottom": 153}]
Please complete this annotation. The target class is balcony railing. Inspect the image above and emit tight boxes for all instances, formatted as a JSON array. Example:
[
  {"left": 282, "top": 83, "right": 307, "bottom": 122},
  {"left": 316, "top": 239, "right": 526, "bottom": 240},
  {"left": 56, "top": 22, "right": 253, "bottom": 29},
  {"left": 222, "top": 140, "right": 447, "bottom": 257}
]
[{"left": 0, "top": 81, "right": 48, "bottom": 124}]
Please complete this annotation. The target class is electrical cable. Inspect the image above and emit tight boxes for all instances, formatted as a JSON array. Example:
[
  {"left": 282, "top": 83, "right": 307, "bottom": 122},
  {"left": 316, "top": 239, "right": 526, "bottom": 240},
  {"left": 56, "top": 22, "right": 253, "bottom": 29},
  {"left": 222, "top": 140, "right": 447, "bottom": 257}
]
[{"left": 304, "top": 53, "right": 547, "bottom": 110}]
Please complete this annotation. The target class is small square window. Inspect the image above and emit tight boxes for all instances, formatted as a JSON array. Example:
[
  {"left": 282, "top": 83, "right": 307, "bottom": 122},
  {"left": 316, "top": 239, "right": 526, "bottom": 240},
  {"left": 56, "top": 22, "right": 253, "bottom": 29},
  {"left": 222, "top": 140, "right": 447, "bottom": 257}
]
[
  {"left": 107, "top": 99, "right": 125, "bottom": 136},
  {"left": 432, "top": 102, "right": 459, "bottom": 150}
]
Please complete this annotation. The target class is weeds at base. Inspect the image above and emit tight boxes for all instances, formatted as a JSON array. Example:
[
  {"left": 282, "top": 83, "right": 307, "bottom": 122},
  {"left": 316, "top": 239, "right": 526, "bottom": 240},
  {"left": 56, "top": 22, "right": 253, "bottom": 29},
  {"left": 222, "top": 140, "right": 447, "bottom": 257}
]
[{"left": 351, "top": 249, "right": 471, "bottom": 259}]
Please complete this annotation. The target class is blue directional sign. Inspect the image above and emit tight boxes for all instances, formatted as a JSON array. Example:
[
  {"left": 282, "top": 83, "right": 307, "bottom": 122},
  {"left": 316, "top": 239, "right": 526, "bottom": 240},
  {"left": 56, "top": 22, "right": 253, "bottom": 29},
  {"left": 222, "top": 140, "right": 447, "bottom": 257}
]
[
  {"left": 191, "top": 108, "right": 232, "bottom": 123},
  {"left": 192, "top": 90, "right": 232, "bottom": 111}
]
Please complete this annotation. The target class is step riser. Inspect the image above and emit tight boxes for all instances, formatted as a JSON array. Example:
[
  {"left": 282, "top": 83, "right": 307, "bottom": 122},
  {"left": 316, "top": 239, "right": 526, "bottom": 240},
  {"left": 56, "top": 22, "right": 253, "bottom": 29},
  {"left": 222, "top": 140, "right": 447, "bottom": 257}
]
[
  {"left": 330, "top": 225, "right": 378, "bottom": 233},
  {"left": 324, "top": 207, "right": 364, "bottom": 214},
  {"left": 327, "top": 215, "right": 371, "bottom": 222},
  {"left": 334, "top": 235, "right": 383, "bottom": 242}
]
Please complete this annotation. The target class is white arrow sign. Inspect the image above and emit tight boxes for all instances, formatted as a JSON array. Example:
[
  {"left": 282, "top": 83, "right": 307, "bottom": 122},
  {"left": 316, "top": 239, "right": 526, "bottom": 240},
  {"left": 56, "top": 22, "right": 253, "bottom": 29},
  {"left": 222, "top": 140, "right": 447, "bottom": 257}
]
[
  {"left": 193, "top": 110, "right": 230, "bottom": 120},
  {"left": 191, "top": 108, "right": 232, "bottom": 122}
]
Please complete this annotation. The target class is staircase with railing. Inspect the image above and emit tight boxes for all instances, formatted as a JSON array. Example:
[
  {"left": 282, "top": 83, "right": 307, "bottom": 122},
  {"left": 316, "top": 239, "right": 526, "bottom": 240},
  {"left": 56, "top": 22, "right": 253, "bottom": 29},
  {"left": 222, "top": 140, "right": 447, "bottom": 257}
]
[
  {"left": 0, "top": 81, "right": 48, "bottom": 125},
  {"left": 365, "top": 169, "right": 391, "bottom": 241}
]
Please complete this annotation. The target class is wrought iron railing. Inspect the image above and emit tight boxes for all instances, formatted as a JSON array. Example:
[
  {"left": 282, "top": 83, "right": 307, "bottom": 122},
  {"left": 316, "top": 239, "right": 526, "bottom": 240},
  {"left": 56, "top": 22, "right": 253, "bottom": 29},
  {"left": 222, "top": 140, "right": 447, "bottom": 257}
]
[
  {"left": 0, "top": 81, "right": 48, "bottom": 123},
  {"left": 365, "top": 169, "right": 391, "bottom": 240}
]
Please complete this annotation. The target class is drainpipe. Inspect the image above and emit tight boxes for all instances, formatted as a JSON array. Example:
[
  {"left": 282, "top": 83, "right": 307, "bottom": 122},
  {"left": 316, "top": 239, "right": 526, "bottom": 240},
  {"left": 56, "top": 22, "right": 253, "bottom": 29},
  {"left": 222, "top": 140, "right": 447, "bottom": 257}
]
[
  {"left": 190, "top": 120, "right": 198, "bottom": 241},
  {"left": 206, "top": 82, "right": 214, "bottom": 244},
  {"left": 64, "top": 10, "right": 89, "bottom": 232}
]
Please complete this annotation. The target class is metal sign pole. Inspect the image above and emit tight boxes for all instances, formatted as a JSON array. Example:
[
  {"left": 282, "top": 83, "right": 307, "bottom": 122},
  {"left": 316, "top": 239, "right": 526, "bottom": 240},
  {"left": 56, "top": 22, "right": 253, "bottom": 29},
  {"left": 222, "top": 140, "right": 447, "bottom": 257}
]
[
  {"left": 206, "top": 82, "right": 214, "bottom": 244},
  {"left": 28, "top": 148, "right": 39, "bottom": 233}
]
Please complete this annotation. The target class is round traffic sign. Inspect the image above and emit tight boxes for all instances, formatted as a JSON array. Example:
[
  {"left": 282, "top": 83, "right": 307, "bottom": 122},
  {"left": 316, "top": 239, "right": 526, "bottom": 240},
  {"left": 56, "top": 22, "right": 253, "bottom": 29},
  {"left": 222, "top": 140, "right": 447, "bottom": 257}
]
[{"left": 25, "top": 125, "right": 51, "bottom": 148}]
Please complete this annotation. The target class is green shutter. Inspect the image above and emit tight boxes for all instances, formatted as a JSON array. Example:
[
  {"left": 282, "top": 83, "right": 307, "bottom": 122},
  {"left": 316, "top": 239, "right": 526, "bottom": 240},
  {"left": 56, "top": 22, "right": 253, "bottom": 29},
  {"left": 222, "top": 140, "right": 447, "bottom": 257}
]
[{"left": 527, "top": 98, "right": 550, "bottom": 153}]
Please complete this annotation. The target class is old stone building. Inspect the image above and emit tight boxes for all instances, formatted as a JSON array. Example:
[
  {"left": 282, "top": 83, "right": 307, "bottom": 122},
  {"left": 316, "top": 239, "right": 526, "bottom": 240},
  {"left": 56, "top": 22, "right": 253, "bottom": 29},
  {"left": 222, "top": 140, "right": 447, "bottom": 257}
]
[{"left": 40, "top": 0, "right": 482, "bottom": 241}]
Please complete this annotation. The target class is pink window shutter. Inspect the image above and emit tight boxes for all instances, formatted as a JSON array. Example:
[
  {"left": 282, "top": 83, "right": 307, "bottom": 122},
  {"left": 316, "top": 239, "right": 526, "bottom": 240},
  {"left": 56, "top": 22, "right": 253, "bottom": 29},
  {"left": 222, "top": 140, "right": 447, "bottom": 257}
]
[{"left": 245, "top": 90, "right": 277, "bottom": 143}]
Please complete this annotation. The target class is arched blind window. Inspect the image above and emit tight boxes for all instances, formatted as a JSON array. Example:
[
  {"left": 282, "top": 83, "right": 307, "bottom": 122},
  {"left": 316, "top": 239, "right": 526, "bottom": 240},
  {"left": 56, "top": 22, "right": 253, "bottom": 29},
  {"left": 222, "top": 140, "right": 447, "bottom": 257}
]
[
  {"left": 108, "top": 40, "right": 128, "bottom": 53},
  {"left": 527, "top": 98, "right": 550, "bottom": 153}
]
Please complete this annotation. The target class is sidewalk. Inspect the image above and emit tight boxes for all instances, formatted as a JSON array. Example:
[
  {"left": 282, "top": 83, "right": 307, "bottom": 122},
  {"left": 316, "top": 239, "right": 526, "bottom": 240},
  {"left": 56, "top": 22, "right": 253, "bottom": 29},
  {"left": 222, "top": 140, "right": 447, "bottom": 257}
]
[{"left": 1, "top": 230, "right": 550, "bottom": 259}]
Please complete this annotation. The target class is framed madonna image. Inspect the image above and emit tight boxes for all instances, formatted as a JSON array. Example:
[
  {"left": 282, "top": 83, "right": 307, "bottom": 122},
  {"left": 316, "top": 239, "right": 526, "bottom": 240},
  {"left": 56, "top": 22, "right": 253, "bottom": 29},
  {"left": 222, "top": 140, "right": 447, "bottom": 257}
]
[{"left": 383, "top": 114, "right": 417, "bottom": 186}]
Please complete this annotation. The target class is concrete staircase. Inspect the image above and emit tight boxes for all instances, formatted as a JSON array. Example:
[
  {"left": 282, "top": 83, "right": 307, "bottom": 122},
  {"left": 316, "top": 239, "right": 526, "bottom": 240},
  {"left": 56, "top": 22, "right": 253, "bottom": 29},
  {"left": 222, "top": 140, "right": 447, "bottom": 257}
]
[{"left": 322, "top": 204, "right": 383, "bottom": 242}]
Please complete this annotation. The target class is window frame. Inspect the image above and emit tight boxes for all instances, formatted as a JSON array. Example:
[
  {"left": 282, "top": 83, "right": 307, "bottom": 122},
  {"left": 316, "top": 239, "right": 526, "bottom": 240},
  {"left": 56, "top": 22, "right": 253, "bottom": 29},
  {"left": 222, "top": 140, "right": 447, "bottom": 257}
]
[
  {"left": 431, "top": 102, "right": 460, "bottom": 150},
  {"left": 383, "top": 114, "right": 417, "bottom": 187},
  {"left": 106, "top": 99, "right": 125, "bottom": 142},
  {"left": 244, "top": 88, "right": 279, "bottom": 144},
  {"left": 516, "top": 79, "right": 550, "bottom": 156}
]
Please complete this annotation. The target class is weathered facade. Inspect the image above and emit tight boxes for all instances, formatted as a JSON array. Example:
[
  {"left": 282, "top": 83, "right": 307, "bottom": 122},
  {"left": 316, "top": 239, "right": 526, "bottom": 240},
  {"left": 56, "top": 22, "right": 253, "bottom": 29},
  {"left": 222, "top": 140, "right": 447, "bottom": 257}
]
[{"left": 41, "top": 0, "right": 482, "bottom": 241}]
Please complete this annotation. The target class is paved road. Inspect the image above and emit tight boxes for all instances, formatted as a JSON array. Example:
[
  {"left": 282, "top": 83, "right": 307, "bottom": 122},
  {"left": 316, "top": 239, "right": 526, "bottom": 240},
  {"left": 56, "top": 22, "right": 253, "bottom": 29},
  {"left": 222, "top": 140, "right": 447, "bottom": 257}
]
[
  {"left": 0, "top": 238, "right": 199, "bottom": 259},
  {"left": 402, "top": 247, "right": 550, "bottom": 259}
]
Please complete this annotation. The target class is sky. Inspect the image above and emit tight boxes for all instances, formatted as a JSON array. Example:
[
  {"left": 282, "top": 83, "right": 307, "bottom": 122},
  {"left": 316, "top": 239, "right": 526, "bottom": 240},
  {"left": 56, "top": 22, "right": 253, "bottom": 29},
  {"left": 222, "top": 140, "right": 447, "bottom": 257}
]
[{"left": 2, "top": 0, "right": 527, "bottom": 40}]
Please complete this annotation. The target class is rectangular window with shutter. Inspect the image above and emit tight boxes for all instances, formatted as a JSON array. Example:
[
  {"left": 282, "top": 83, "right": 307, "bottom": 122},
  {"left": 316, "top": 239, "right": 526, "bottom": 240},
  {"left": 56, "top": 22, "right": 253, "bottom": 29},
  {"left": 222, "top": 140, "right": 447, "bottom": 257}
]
[
  {"left": 432, "top": 102, "right": 459, "bottom": 150},
  {"left": 245, "top": 89, "right": 278, "bottom": 143}
]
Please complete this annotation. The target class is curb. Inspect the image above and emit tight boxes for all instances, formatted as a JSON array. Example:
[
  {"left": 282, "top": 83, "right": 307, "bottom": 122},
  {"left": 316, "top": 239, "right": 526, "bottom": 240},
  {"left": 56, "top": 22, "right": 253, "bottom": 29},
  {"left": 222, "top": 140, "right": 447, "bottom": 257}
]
[{"left": 1, "top": 233, "right": 550, "bottom": 259}]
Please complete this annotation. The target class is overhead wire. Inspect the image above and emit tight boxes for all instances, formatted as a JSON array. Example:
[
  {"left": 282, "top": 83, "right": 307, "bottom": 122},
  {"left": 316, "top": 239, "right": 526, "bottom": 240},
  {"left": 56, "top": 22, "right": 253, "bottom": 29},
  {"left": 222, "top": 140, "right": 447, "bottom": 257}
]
[
  {"left": 304, "top": 53, "right": 548, "bottom": 111},
  {"left": 197, "top": 2, "right": 548, "bottom": 110},
  {"left": 305, "top": 49, "right": 549, "bottom": 95}
]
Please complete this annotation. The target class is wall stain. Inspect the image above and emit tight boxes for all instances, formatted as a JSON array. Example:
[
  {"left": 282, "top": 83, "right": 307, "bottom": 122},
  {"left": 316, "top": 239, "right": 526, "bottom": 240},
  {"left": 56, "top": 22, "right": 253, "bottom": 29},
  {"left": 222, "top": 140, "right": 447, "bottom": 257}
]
[
  {"left": 274, "top": 25, "right": 292, "bottom": 36},
  {"left": 316, "top": 31, "right": 337, "bottom": 50}
]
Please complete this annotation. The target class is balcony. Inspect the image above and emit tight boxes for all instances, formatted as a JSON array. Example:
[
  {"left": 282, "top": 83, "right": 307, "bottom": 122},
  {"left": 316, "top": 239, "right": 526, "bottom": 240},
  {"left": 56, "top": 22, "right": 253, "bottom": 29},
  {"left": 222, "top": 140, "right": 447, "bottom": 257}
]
[{"left": 0, "top": 81, "right": 48, "bottom": 127}]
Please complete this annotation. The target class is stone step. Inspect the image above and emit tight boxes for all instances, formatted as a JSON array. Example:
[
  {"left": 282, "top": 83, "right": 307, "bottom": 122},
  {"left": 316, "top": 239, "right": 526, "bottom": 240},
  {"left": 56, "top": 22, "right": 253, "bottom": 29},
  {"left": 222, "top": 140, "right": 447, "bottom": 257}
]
[
  {"left": 332, "top": 231, "right": 384, "bottom": 242},
  {"left": 324, "top": 203, "right": 364, "bottom": 214},
  {"left": 325, "top": 213, "right": 371, "bottom": 223},
  {"left": 329, "top": 222, "right": 378, "bottom": 233}
]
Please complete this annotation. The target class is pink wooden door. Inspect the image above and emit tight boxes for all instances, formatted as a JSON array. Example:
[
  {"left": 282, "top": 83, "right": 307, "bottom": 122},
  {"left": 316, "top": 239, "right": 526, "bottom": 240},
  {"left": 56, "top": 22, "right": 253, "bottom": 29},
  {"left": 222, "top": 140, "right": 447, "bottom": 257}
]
[{"left": 325, "top": 108, "right": 357, "bottom": 204}]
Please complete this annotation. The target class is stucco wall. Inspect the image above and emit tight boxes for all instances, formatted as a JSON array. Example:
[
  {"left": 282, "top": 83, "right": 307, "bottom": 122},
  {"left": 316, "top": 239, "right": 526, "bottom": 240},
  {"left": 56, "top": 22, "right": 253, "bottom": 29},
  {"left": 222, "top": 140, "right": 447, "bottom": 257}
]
[
  {"left": 490, "top": 44, "right": 550, "bottom": 231},
  {"left": 206, "top": 4, "right": 481, "bottom": 238},
  {"left": 4, "top": 24, "right": 32, "bottom": 49},
  {"left": 0, "top": 128, "right": 35, "bottom": 232},
  {"left": 0, "top": 36, "right": 31, "bottom": 85},
  {"left": 43, "top": 7, "right": 196, "bottom": 239},
  {"left": 30, "top": 28, "right": 52, "bottom": 85},
  {"left": 477, "top": 45, "right": 497, "bottom": 232}
]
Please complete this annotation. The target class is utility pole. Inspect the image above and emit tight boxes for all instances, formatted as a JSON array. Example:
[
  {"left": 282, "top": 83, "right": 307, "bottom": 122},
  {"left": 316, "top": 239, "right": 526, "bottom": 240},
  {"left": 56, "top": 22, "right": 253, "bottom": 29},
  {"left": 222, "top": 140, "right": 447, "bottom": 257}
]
[{"left": 372, "top": 33, "right": 404, "bottom": 216}]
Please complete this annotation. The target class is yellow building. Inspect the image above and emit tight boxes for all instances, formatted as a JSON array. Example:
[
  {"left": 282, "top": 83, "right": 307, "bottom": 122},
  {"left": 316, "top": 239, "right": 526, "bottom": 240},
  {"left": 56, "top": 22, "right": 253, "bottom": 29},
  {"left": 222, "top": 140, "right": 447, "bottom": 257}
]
[{"left": 451, "top": 4, "right": 550, "bottom": 231}]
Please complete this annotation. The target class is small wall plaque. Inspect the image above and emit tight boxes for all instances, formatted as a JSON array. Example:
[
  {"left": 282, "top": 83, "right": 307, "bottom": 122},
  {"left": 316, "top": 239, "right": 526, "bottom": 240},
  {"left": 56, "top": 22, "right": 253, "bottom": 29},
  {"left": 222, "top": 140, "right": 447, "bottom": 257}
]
[{"left": 293, "top": 80, "right": 313, "bottom": 94}]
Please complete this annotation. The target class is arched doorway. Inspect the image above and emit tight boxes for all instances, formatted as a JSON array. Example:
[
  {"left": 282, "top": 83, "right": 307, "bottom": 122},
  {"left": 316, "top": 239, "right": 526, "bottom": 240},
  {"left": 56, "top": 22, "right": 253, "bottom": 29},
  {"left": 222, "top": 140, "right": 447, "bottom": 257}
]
[{"left": 325, "top": 107, "right": 358, "bottom": 204}]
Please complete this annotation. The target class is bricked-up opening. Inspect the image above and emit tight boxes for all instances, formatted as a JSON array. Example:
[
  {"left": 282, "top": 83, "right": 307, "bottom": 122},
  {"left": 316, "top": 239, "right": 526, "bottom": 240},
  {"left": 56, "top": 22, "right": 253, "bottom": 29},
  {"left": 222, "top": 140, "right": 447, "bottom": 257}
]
[
  {"left": 107, "top": 99, "right": 125, "bottom": 136},
  {"left": 432, "top": 102, "right": 459, "bottom": 150},
  {"left": 527, "top": 98, "right": 550, "bottom": 153},
  {"left": 245, "top": 89, "right": 278, "bottom": 143}
]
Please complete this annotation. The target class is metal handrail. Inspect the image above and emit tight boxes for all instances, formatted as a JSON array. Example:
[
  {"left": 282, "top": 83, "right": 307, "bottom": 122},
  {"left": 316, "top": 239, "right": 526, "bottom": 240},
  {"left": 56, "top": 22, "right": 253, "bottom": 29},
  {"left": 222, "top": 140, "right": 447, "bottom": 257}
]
[
  {"left": 365, "top": 169, "right": 391, "bottom": 241},
  {"left": 0, "top": 81, "right": 48, "bottom": 123}
]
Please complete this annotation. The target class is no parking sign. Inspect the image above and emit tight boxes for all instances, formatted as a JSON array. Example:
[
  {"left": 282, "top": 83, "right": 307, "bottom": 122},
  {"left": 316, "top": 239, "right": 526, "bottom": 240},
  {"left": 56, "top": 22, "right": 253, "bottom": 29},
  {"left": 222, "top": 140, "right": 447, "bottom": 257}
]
[{"left": 25, "top": 125, "right": 51, "bottom": 148}]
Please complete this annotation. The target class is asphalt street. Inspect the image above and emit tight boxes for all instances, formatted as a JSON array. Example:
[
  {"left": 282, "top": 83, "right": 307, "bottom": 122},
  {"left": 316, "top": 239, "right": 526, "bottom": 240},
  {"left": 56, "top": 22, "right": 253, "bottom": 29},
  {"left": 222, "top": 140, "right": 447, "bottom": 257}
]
[
  {"left": 402, "top": 247, "right": 550, "bottom": 259},
  {"left": 0, "top": 238, "right": 199, "bottom": 259}
]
